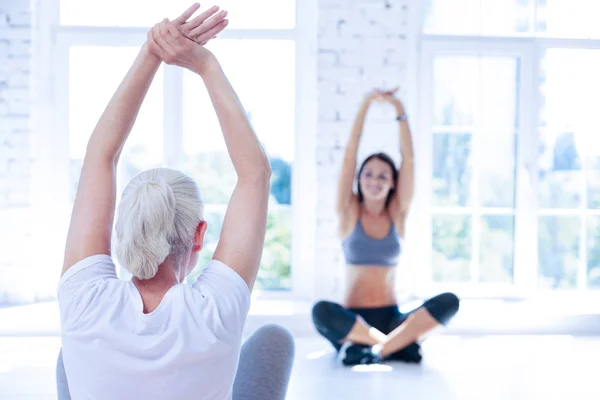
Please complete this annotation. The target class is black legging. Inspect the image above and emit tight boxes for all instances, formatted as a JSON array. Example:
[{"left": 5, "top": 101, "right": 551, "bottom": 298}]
[{"left": 312, "top": 292, "right": 459, "bottom": 362}]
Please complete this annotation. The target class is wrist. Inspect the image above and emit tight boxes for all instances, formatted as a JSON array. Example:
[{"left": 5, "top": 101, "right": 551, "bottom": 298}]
[
  {"left": 140, "top": 43, "right": 160, "bottom": 63},
  {"left": 193, "top": 53, "right": 220, "bottom": 77},
  {"left": 396, "top": 113, "right": 408, "bottom": 122}
]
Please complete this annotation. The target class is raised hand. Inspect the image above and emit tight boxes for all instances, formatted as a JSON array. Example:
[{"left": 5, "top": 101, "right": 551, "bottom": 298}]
[
  {"left": 375, "top": 87, "right": 405, "bottom": 114},
  {"left": 148, "top": 17, "right": 227, "bottom": 75},
  {"left": 173, "top": 3, "right": 229, "bottom": 45}
]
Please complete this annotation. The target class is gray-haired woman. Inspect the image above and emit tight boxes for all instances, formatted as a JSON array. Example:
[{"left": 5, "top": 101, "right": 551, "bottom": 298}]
[{"left": 55, "top": 4, "right": 294, "bottom": 399}]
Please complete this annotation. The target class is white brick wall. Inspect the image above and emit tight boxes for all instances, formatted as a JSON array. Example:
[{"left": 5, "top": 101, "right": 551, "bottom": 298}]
[
  {"left": 0, "top": 0, "right": 33, "bottom": 305},
  {"left": 315, "top": 0, "right": 412, "bottom": 300}
]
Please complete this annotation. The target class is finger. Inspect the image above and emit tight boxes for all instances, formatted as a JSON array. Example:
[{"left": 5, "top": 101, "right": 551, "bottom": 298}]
[
  {"left": 181, "top": 5, "right": 219, "bottom": 33},
  {"left": 195, "top": 19, "right": 228, "bottom": 44},
  {"left": 188, "top": 10, "right": 227, "bottom": 38},
  {"left": 173, "top": 2, "right": 201, "bottom": 25}
]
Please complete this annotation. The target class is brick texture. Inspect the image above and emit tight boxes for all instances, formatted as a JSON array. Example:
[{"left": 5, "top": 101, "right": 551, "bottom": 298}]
[
  {"left": 0, "top": 0, "right": 33, "bottom": 305},
  {"left": 315, "top": 0, "right": 411, "bottom": 300}
]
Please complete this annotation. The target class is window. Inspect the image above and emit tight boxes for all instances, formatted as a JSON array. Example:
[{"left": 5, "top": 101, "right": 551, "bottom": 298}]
[
  {"left": 420, "top": 2, "right": 600, "bottom": 297},
  {"left": 67, "top": 46, "right": 165, "bottom": 200},
  {"left": 48, "top": 1, "right": 300, "bottom": 291},
  {"left": 425, "top": 0, "right": 600, "bottom": 38},
  {"left": 181, "top": 39, "right": 295, "bottom": 289},
  {"left": 538, "top": 48, "right": 600, "bottom": 289},
  {"left": 429, "top": 53, "right": 519, "bottom": 285}
]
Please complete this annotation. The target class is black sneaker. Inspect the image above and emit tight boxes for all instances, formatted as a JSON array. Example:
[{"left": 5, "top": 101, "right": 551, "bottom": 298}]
[
  {"left": 384, "top": 342, "right": 422, "bottom": 363},
  {"left": 338, "top": 343, "right": 381, "bottom": 366}
]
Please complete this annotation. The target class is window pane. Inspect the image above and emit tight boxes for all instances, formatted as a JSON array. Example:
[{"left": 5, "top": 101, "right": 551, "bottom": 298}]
[
  {"left": 540, "top": 49, "right": 600, "bottom": 130},
  {"left": 432, "top": 215, "right": 472, "bottom": 282},
  {"left": 185, "top": 206, "right": 227, "bottom": 283},
  {"left": 184, "top": 206, "right": 291, "bottom": 290},
  {"left": 538, "top": 216, "right": 579, "bottom": 288},
  {"left": 425, "top": 0, "right": 532, "bottom": 36},
  {"left": 182, "top": 39, "right": 294, "bottom": 290},
  {"left": 539, "top": 49, "right": 600, "bottom": 209},
  {"left": 479, "top": 215, "right": 514, "bottom": 283},
  {"left": 478, "top": 57, "right": 518, "bottom": 207},
  {"left": 182, "top": 39, "right": 295, "bottom": 205},
  {"left": 479, "top": 133, "right": 517, "bottom": 208},
  {"left": 259, "top": 206, "right": 292, "bottom": 290},
  {"left": 60, "top": 0, "right": 296, "bottom": 29},
  {"left": 588, "top": 217, "right": 600, "bottom": 288},
  {"left": 538, "top": 130, "right": 581, "bottom": 208},
  {"left": 68, "top": 46, "right": 164, "bottom": 199},
  {"left": 537, "top": 0, "right": 600, "bottom": 38},
  {"left": 433, "top": 55, "right": 519, "bottom": 208},
  {"left": 433, "top": 57, "right": 477, "bottom": 126},
  {"left": 433, "top": 134, "right": 472, "bottom": 206},
  {"left": 589, "top": 156, "right": 600, "bottom": 209}
]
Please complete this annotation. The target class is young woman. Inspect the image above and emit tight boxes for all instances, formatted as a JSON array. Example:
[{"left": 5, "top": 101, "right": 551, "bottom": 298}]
[
  {"left": 312, "top": 88, "right": 460, "bottom": 365},
  {"left": 55, "top": 5, "right": 293, "bottom": 399}
]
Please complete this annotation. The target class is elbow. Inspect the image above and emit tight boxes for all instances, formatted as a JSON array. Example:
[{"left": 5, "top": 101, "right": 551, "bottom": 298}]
[
  {"left": 262, "top": 156, "right": 273, "bottom": 178},
  {"left": 240, "top": 159, "right": 271, "bottom": 185}
]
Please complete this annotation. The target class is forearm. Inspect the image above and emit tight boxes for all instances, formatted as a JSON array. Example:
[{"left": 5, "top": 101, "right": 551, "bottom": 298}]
[
  {"left": 394, "top": 103, "right": 414, "bottom": 161},
  {"left": 399, "top": 121, "right": 414, "bottom": 161},
  {"left": 86, "top": 45, "right": 161, "bottom": 163},
  {"left": 199, "top": 58, "right": 271, "bottom": 179},
  {"left": 346, "top": 99, "right": 371, "bottom": 157}
]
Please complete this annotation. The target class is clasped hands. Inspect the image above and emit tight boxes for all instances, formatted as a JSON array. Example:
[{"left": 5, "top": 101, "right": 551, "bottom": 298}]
[{"left": 146, "top": 3, "right": 228, "bottom": 74}]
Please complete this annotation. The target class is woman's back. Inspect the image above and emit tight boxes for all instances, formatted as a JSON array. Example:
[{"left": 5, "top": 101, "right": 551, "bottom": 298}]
[{"left": 59, "top": 255, "right": 250, "bottom": 400}]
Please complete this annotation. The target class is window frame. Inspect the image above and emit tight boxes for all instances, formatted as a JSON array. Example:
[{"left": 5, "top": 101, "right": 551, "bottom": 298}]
[
  {"left": 417, "top": 27, "right": 600, "bottom": 300},
  {"left": 35, "top": 0, "right": 318, "bottom": 299}
]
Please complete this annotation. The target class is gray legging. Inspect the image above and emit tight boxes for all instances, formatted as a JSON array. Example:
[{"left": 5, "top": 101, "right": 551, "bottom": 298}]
[{"left": 56, "top": 324, "right": 295, "bottom": 400}]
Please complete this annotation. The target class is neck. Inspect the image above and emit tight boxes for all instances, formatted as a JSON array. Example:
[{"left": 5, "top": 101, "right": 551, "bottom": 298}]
[
  {"left": 362, "top": 199, "right": 387, "bottom": 216},
  {"left": 132, "top": 257, "right": 181, "bottom": 295}
]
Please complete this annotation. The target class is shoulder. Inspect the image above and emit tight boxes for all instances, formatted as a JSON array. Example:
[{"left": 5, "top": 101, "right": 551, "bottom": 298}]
[
  {"left": 191, "top": 259, "right": 251, "bottom": 335},
  {"left": 58, "top": 255, "right": 121, "bottom": 328},
  {"left": 58, "top": 254, "right": 117, "bottom": 299}
]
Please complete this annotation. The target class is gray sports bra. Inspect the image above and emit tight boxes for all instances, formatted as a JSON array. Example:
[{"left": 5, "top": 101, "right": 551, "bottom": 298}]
[{"left": 342, "top": 217, "right": 401, "bottom": 267}]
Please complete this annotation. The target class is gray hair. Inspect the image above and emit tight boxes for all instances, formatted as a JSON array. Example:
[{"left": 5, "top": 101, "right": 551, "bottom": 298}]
[{"left": 114, "top": 168, "right": 203, "bottom": 279}]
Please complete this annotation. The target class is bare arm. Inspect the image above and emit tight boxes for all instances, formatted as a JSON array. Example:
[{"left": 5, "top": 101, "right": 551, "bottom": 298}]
[
  {"left": 388, "top": 96, "right": 415, "bottom": 226},
  {"left": 61, "top": 5, "right": 224, "bottom": 275},
  {"left": 148, "top": 19, "right": 270, "bottom": 290},
  {"left": 202, "top": 58, "right": 271, "bottom": 291},
  {"left": 338, "top": 94, "right": 376, "bottom": 216},
  {"left": 61, "top": 45, "right": 161, "bottom": 275}
]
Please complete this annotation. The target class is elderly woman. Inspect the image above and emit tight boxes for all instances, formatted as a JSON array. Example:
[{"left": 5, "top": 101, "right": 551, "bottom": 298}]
[{"left": 55, "top": 4, "right": 294, "bottom": 399}]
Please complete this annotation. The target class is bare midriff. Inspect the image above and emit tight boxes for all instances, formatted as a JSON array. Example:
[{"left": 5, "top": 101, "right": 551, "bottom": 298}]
[{"left": 344, "top": 264, "right": 397, "bottom": 308}]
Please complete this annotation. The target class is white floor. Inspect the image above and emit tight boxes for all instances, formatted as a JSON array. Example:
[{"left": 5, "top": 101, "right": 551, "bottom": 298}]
[{"left": 1, "top": 334, "right": 598, "bottom": 400}]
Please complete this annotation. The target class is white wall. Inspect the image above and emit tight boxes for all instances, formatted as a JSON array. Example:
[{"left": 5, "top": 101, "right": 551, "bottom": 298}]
[
  {"left": 315, "top": 0, "right": 415, "bottom": 300},
  {"left": 0, "top": 0, "right": 35, "bottom": 304}
]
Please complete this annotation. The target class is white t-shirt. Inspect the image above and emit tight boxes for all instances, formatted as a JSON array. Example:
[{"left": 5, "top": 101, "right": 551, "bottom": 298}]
[{"left": 58, "top": 254, "right": 251, "bottom": 400}]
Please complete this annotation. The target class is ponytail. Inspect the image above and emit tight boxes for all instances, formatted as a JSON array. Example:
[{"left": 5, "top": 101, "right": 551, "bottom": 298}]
[{"left": 114, "top": 169, "right": 202, "bottom": 279}]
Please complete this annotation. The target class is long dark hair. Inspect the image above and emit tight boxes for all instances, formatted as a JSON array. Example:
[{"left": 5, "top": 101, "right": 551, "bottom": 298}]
[{"left": 356, "top": 152, "right": 398, "bottom": 208}]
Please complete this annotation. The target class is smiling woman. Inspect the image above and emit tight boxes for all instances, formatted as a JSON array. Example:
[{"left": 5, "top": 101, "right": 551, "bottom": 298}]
[{"left": 311, "top": 88, "right": 460, "bottom": 366}]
